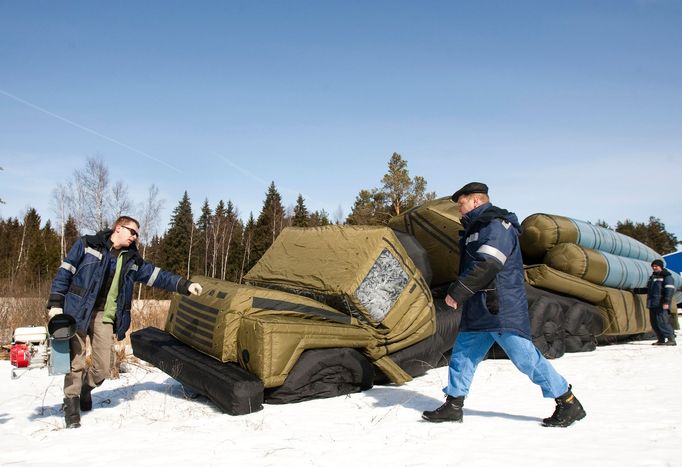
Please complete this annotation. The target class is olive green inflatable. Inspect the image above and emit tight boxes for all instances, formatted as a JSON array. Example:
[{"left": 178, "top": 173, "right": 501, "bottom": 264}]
[
  {"left": 166, "top": 225, "right": 437, "bottom": 388},
  {"left": 544, "top": 243, "right": 652, "bottom": 289},
  {"left": 388, "top": 196, "right": 463, "bottom": 287},
  {"left": 520, "top": 213, "right": 661, "bottom": 263},
  {"left": 165, "top": 276, "right": 359, "bottom": 364},
  {"left": 244, "top": 225, "right": 435, "bottom": 342},
  {"left": 524, "top": 264, "right": 678, "bottom": 336}
]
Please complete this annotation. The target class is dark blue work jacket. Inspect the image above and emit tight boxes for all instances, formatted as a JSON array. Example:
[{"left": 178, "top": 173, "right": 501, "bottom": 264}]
[
  {"left": 48, "top": 230, "right": 190, "bottom": 340},
  {"left": 447, "top": 203, "right": 531, "bottom": 339},
  {"left": 635, "top": 269, "right": 675, "bottom": 309}
]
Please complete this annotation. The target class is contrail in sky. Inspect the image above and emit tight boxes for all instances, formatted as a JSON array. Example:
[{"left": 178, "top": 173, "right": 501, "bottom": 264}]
[
  {"left": 212, "top": 152, "right": 312, "bottom": 202},
  {"left": 0, "top": 88, "right": 183, "bottom": 173}
]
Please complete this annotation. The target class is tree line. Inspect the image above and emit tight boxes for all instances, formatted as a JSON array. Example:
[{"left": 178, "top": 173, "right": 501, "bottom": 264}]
[
  {"left": 0, "top": 153, "right": 435, "bottom": 297},
  {"left": 0, "top": 153, "right": 679, "bottom": 298}
]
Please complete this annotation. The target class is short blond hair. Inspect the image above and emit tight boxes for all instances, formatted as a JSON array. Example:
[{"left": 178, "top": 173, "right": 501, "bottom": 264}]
[
  {"left": 468, "top": 193, "right": 490, "bottom": 204},
  {"left": 113, "top": 216, "right": 140, "bottom": 229}
]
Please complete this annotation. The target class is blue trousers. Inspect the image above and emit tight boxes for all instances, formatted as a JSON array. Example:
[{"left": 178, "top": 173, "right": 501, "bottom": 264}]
[
  {"left": 649, "top": 306, "right": 674, "bottom": 340},
  {"left": 445, "top": 331, "right": 569, "bottom": 399}
]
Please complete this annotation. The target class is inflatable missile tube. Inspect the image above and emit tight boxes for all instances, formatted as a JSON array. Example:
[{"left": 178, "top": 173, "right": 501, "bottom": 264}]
[
  {"left": 544, "top": 243, "right": 655, "bottom": 289},
  {"left": 521, "top": 214, "right": 680, "bottom": 336},
  {"left": 520, "top": 213, "right": 661, "bottom": 263}
]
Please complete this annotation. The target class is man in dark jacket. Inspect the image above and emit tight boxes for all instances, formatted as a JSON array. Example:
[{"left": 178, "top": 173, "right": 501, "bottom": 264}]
[
  {"left": 633, "top": 259, "right": 676, "bottom": 346},
  {"left": 422, "top": 182, "right": 585, "bottom": 427},
  {"left": 47, "top": 216, "right": 203, "bottom": 429}
]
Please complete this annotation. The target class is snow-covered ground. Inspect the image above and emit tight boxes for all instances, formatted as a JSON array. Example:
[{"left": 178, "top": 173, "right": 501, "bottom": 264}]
[{"left": 1, "top": 337, "right": 681, "bottom": 467}]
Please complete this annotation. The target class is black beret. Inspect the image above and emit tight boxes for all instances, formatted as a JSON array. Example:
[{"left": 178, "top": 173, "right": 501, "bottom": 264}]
[{"left": 451, "top": 182, "right": 489, "bottom": 202}]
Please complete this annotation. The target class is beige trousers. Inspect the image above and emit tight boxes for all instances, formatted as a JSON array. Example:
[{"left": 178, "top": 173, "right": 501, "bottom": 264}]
[{"left": 63, "top": 311, "right": 114, "bottom": 398}]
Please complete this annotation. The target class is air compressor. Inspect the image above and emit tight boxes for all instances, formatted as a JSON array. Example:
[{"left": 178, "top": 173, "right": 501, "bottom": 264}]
[{"left": 9, "top": 314, "right": 76, "bottom": 379}]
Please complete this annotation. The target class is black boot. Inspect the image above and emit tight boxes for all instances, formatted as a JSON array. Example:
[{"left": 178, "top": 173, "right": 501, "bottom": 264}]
[
  {"left": 422, "top": 396, "right": 464, "bottom": 423},
  {"left": 542, "top": 385, "right": 586, "bottom": 427},
  {"left": 63, "top": 397, "right": 81, "bottom": 429},
  {"left": 652, "top": 339, "right": 666, "bottom": 345},
  {"left": 663, "top": 336, "right": 677, "bottom": 346},
  {"left": 80, "top": 385, "right": 94, "bottom": 412}
]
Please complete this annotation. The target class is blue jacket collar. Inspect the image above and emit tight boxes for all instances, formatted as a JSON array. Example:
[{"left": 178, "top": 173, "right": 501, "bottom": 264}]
[{"left": 461, "top": 202, "right": 491, "bottom": 228}]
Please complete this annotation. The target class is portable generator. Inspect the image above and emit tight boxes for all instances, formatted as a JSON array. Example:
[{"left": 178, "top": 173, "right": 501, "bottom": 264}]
[{"left": 10, "top": 314, "right": 76, "bottom": 379}]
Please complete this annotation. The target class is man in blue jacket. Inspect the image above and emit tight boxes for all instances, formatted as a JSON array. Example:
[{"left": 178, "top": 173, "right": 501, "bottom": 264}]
[
  {"left": 633, "top": 259, "right": 677, "bottom": 346},
  {"left": 422, "top": 182, "right": 585, "bottom": 427},
  {"left": 47, "top": 215, "right": 203, "bottom": 429}
]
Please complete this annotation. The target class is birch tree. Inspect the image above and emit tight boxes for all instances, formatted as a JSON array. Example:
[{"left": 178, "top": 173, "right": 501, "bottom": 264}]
[
  {"left": 51, "top": 182, "right": 74, "bottom": 259},
  {"left": 136, "top": 184, "right": 164, "bottom": 300},
  {"left": 70, "top": 157, "right": 132, "bottom": 233}
]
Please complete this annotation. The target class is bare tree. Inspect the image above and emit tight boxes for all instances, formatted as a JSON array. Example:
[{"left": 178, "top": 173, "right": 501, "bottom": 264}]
[
  {"left": 136, "top": 184, "right": 164, "bottom": 300},
  {"left": 68, "top": 157, "right": 132, "bottom": 234},
  {"left": 73, "top": 157, "right": 109, "bottom": 233},
  {"left": 51, "top": 182, "right": 74, "bottom": 259},
  {"left": 137, "top": 184, "right": 164, "bottom": 247},
  {"left": 220, "top": 207, "right": 240, "bottom": 280},
  {"left": 210, "top": 214, "right": 222, "bottom": 278},
  {"left": 110, "top": 180, "right": 132, "bottom": 220}
]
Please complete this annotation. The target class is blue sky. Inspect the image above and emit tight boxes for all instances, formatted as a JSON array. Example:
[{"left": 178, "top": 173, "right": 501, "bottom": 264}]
[{"left": 1, "top": 1, "right": 681, "bottom": 245}]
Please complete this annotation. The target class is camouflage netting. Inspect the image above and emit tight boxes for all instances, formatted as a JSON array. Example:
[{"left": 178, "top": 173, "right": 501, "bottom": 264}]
[{"left": 355, "top": 249, "right": 409, "bottom": 322}]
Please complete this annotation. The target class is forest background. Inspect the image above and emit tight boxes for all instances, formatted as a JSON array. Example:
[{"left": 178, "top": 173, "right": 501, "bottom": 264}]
[{"left": 0, "top": 154, "right": 679, "bottom": 340}]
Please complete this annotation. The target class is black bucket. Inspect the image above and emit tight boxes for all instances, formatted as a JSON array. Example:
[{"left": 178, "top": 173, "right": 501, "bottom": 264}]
[{"left": 48, "top": 314, "right": 77, "bottom": 340}]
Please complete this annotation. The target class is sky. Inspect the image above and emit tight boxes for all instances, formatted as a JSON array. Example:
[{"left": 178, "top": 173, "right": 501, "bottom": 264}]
[
  {"left": 1, "top": 1, "right": 681, "bottom": 244},
  {"left": 2, "top": 337, "right": 681, "bottom": 465}
]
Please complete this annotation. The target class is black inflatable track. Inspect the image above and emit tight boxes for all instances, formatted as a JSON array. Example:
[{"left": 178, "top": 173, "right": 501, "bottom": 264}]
[
  {"left": 131, "top": 327, "right": 264, "bottom": 415},
  {"left": 265, "top": 347, "right": 375, "bottom": 404}
]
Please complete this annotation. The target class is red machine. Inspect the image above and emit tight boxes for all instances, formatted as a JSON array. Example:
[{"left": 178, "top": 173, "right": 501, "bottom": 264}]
[
  {"left": 9, "top": 315, "right": 76, "bottom": 379},
  {"left": 10, "top": 342, "right": 31, "bottom": 368}
]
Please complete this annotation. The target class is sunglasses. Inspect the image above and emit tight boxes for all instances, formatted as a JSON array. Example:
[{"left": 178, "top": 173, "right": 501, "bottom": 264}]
[{"left": 121, "top": 225, "right": 139, "bottom": 237}]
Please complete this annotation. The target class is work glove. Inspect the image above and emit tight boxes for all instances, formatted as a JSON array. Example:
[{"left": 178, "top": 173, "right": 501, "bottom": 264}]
[
  {"left": 48, "top": 307, "right": 63, "bottom": 319},
  {"left": 188, "top": 283, "right": 203, "bottom": 296}
]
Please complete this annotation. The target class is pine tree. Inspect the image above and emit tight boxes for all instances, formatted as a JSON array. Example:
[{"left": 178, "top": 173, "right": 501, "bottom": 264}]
[
  {"left": 161, "top": 191, "right": 195, "bottom": 276},
  {"left": 347, "top": 153, "right": 435, "bottom": 225},
  {"left": 292, "top": 194, "right": 310, "bottom": 227},
  {"left": 18, "top": 209, "right": 46, "bottom": 291},
  {"left": 382, "top": 153, "right": 412, "bottom": 216},
  {"left": 63, "top": 216, "right": 80, "bottom": 254},
  {"left": 197, "top": 199, "right": 212, "bottom": 276},
  {"left": 251, "top": 182, "right": 286, "bottom": 268},
  {"left": 616, "top": 217, "right": 680, "bottom": 255},
  {"left": 210, "top": 200, "right": 226, "bottom": 278},
  {"left": 226, "top": 208, "right": 245, "bottom": 282},
  {"left": 240, "top": 213, "right": 256, "bottom": 282},
  {"left": 381, "top": 153, "right": 436, "bottom": 216},
  {"left": 0, "top": 217, "right": 21, "bottom": 286},
  {"left": 41, "top": 220, "right": 61, "bottom": 285},
  {"left": 346, "top": 189, "right": 388, "bottom": 225},
  {"left": 220, "top": 200, "right": 243, "bottom": 281},
  {"left": 310, "top": 210, "right": 331, "bottom": 226}
]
